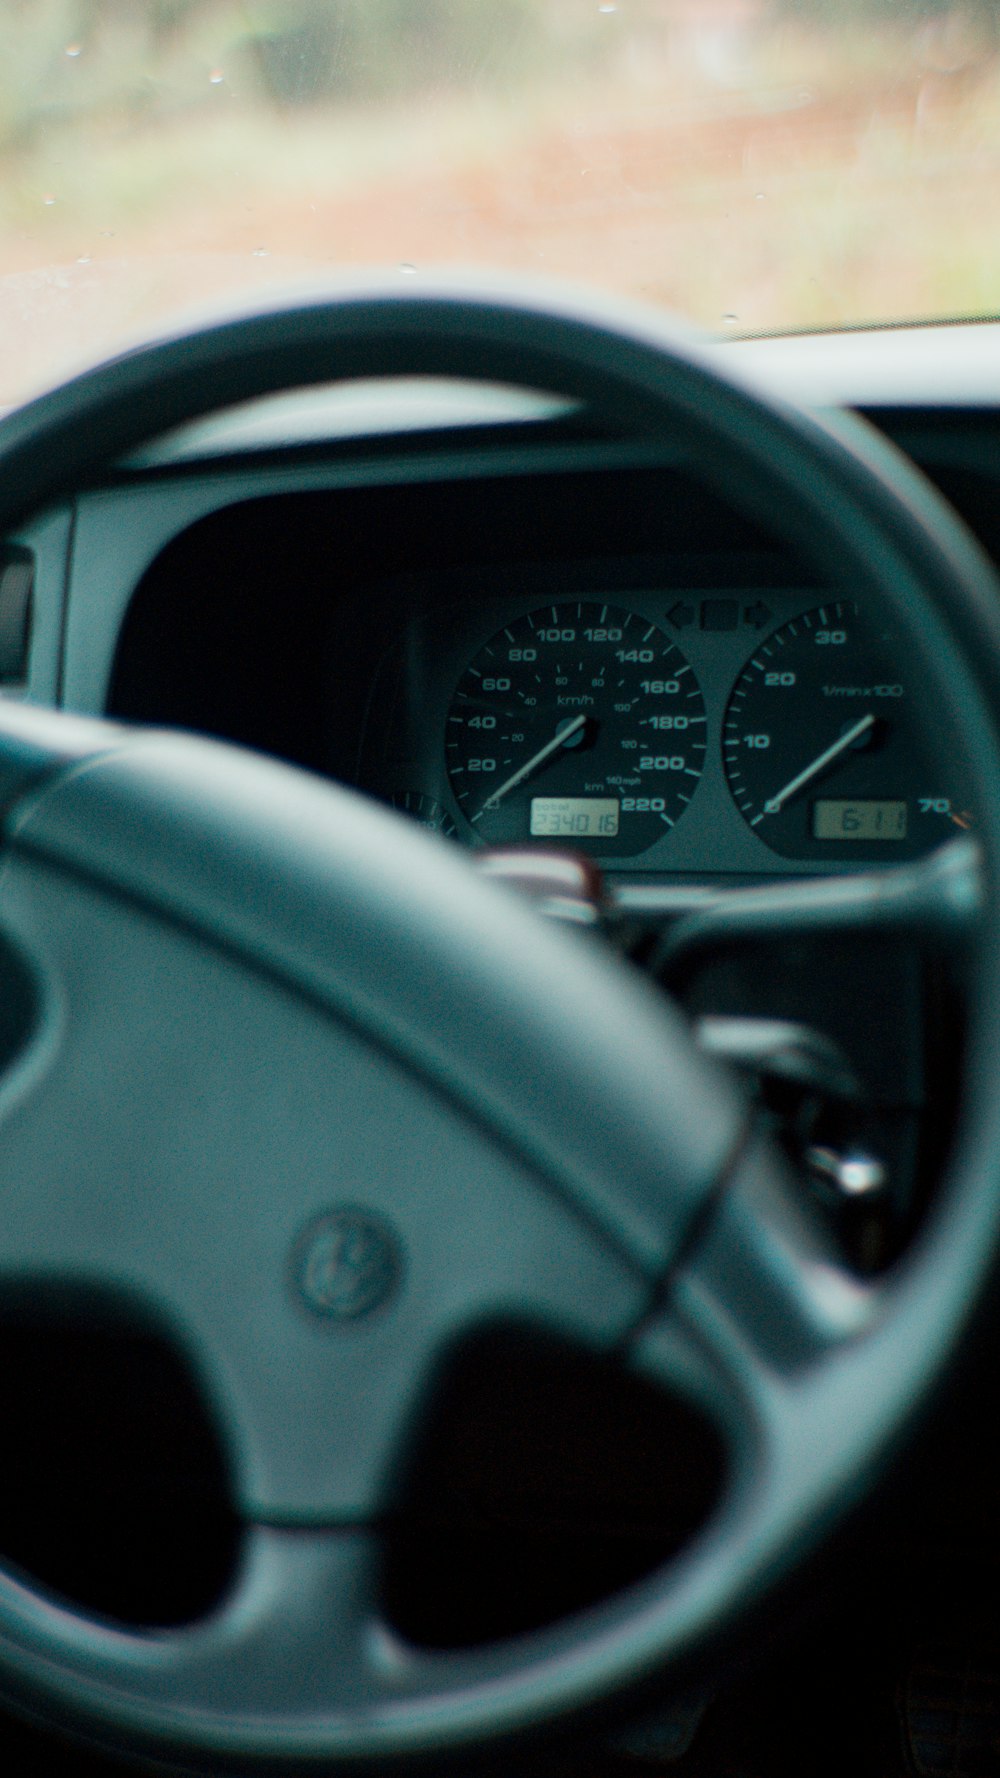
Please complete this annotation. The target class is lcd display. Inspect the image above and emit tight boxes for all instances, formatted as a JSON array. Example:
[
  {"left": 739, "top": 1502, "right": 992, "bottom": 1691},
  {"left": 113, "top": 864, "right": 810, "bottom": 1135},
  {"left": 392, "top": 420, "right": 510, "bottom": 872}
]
[
  {"left": 530, "top": 798, "right": 620, "bottom": 838},
  {"left": 812, "top": 799, "right": 908, "bottom": 840}
]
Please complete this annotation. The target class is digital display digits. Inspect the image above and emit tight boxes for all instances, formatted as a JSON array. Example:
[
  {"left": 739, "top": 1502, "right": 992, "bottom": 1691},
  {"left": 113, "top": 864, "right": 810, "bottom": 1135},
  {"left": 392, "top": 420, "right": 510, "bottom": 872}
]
[
  {"left": 530, "top": 797, "right": 620, "bottom": 838},
  {"left": 812, "top": 799, "right": 908, "bottom": 841}
]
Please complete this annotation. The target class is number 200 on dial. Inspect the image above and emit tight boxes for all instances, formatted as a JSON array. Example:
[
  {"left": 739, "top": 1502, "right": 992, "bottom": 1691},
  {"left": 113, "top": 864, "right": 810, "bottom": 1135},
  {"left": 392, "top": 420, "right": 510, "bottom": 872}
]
[{"left": 446, "top": 602, "right": 707, "bottom": 857}]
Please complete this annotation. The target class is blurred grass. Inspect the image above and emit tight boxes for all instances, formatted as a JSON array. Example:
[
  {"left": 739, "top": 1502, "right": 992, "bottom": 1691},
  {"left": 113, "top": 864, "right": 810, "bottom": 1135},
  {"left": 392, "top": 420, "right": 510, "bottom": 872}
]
[{"left": 2, "top": 1, "right": 1000, "bottom": 401}]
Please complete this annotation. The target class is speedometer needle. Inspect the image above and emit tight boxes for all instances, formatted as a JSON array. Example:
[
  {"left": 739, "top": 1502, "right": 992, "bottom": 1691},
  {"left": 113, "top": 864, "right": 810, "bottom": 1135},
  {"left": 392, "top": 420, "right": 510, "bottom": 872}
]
[
  {"left": 763, "top": 712, "right": 876, "bottom": 815},
  {"left": 473, "top": 713, "right": 588, "bottom": 820}
]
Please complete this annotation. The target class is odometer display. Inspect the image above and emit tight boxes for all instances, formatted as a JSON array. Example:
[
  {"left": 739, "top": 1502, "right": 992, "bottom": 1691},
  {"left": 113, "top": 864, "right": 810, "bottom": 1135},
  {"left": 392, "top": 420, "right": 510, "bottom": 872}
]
[
  {"left": 530, "top": 797, "right": 620, "bottom": 838},
  {"left": 447, "top": 601, "right": 706, "bottom": 856}
]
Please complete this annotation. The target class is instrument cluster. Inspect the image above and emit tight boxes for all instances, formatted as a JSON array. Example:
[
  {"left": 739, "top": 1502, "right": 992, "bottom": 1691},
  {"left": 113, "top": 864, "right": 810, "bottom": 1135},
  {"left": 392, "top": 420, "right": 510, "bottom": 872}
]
[{"left": 357, "top": 589, "right": 973, "bottom": 872}]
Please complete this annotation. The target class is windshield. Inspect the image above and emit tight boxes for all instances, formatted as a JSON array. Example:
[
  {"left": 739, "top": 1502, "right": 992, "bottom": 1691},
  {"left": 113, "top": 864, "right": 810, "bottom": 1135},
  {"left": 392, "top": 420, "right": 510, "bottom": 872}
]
[{"left": 1, "top": 0, "right": 998, "bottom": 405}]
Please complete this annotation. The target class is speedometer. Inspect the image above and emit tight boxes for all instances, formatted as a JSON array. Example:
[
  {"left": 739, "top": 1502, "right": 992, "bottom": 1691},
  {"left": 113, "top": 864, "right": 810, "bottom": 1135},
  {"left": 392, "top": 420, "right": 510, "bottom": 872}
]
[{"left": 446, "top": 601, "right": 706, "bottom": 857}]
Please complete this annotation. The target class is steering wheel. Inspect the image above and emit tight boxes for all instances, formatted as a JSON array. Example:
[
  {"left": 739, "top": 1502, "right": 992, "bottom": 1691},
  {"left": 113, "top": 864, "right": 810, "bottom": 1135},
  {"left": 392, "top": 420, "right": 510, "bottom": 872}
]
[{"left": 1, "top": 279, "right": 1000, "bottom": 1774}]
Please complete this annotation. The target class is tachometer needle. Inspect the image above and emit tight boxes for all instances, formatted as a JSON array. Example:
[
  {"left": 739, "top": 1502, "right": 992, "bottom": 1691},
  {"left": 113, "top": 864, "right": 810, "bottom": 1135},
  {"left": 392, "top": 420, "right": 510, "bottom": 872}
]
[
  {"left": 473, "top": 713, "right": 588, "bottom": 821},
  {"left": 763, "top": 712, "right": 876, "bottom": 815}
]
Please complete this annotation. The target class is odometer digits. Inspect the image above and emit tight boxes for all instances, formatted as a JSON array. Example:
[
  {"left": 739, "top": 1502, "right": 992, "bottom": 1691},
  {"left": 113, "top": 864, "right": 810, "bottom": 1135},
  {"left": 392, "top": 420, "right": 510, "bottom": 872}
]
[
  {"left": 447, "top": 602, "right": 706, "bottom": 857},
  {"left": 530, "top": 797, "right": 620, "bottom": 838}
]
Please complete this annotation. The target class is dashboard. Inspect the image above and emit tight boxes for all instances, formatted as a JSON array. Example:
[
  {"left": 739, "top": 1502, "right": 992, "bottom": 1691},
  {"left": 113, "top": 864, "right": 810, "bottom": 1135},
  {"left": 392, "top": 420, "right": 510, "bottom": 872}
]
[
  {"left": 4, "top": 327, "right": 1000, "bottom": 886},
  {"left": 3, "top": 307, "right": 1000, "bottom": 1776}
]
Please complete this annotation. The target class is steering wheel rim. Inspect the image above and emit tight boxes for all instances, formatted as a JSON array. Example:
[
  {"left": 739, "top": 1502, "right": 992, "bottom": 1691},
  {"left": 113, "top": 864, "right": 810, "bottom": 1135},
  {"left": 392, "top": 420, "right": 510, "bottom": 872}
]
[{"left": 1, "top": 277, "right": 1000, "bottom": 1772}]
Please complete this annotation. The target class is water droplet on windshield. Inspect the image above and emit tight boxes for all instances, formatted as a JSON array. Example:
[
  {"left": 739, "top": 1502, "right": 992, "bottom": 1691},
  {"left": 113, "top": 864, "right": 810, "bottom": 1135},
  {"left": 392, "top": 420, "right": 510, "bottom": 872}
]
[
  {"left": 722, "top": 313, "right": 739, "bottom": 325},
  {"left": 755, "top": 191, "right": 767, "bottom": 201},
  {"left": 252, "top": 247, "right": 269, "bottom": 257},
  {"left": 42, "top": 194, "right": 56, "bottom": 207},
  {"left": 598, "top": 4, "right": 618, "bottom": 12},
  {"left": 399, "top": 262, "right": 417, "bottom": 275},
  {"left": 64, "top": 42, "right": 82, "bottom": 58},
  {"left": 209, "top": 69, "right": 225, "bottom": 85},
  {"left": 76, "top": 255, "right": 91, "bottom": 265}
]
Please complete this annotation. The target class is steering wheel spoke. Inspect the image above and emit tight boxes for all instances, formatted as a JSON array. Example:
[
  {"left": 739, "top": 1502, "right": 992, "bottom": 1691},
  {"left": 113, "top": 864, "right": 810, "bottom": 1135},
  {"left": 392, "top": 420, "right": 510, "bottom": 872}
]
[
  {"left": 630, "top": 1139, "right": 881, "bottom": 1521},
  {"left": 0, "top": 1525, "right": 391, "bottom": 1756},
  {"left": 675, "top": 1138, "right": 877, "bottom": 1375},
  {"left": 621, "top": 1146, "right": 899, "bottom": 1665},
  {"left": 145, "top": 1526, "right": 385, "bottom": 1725}
]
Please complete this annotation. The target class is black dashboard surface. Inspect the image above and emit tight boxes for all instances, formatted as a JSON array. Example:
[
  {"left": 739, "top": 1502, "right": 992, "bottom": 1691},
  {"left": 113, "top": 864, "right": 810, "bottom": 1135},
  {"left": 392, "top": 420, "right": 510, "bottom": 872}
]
[
  {"left": 97, "top": 428, "right": 984, "bottom": 878},
  {"left": 106, "top": 462, "right": 816, "bottom": 875}
]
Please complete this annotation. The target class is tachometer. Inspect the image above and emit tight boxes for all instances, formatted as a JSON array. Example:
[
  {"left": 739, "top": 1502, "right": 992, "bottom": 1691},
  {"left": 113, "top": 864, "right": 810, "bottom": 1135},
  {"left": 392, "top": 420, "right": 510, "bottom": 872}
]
[
  {"left": 724, "top": 599, "right": 974, "bottom": 860},
  {"left": 447, "top": 601, "right": 706, "bottom": 856}
]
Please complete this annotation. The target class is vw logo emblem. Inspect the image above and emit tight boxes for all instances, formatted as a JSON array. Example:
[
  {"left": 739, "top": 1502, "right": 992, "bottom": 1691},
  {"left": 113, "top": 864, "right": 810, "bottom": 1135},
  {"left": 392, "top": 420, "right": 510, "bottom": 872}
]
[{"left": 292, "top": 1208, "right": 403, "bottom": 1322}]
